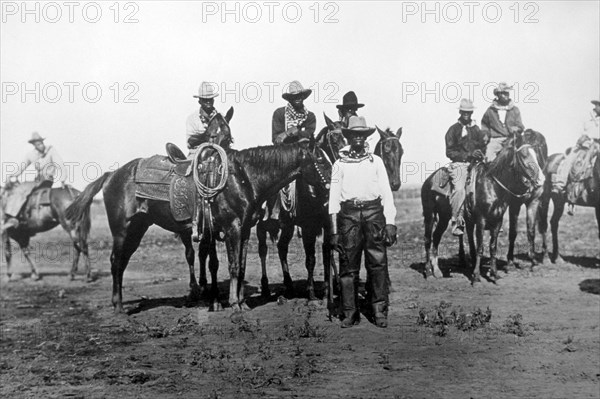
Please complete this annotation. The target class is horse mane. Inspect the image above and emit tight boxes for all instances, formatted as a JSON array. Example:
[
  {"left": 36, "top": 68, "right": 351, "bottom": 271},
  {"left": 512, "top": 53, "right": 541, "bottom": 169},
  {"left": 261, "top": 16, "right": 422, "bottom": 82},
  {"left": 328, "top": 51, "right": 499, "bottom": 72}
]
[
  {"left": 522, "top": 128, "right": 548, "bottom": 168},
  {"left": 230, "top": 144, "right": 305, "bottom": 173}
]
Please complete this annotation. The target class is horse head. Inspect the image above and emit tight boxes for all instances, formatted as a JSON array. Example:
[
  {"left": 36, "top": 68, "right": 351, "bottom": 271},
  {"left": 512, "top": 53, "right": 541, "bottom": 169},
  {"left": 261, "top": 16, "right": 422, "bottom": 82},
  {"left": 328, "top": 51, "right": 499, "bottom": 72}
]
[
  {"left": 301, "top": 137, "right": 333, "bottom": 192},
  {"left": 375, "top": 126, "right": 404, "bottom": 191},
  {"left": 489, "top": 136, "right": 541, "bottom": 195},
  {"left": 205, "top": 106, "right": 234, "bottom": 150},
  {"left": 315, "top": 113, "right": 346, "bottom": 163}
]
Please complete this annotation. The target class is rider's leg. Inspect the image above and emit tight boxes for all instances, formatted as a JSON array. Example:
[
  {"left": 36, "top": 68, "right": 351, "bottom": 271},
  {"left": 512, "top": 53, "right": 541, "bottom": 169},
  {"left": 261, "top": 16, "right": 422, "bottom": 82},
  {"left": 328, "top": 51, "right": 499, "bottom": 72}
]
[{"left": 448, "top": 162, "right": 469, "bottom": 236}]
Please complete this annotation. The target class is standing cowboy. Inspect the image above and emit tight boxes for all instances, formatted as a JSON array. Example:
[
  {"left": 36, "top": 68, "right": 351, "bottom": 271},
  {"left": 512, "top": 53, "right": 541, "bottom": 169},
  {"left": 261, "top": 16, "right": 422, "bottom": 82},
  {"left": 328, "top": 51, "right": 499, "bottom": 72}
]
[
  {"left": 481, "top": 82, "right": 525, "bottom": 161},
  {"left": 445, "top": 99, "right": 487, "bottom": 236},
  {"left": 328, "top": 116, "right": 397, "bottom": 328},
  {"left": 552, "top": 99, "right": 600, "bottom": 194},
  {"left": 272, "top": 80, "right": 316, "bottom": 145},
  {"left": 1, "top": 132, "right": 68, "bottom": 231},
  {"left": 187, "top": 81, "right": 220, "bottom": 151}
]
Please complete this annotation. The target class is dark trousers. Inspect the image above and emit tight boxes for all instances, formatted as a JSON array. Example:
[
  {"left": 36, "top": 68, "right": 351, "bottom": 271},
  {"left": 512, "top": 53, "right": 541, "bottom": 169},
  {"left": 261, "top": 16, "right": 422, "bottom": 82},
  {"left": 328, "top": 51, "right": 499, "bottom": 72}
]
[{"left": 338, "top": 199, "right": 389, "bottom": 320}]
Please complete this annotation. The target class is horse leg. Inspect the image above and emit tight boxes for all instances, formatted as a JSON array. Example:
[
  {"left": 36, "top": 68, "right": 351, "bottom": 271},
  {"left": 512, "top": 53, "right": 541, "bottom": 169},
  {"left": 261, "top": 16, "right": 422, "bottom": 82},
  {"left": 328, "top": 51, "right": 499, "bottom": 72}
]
[
  {"left": 3, "top": 233, "right": 15, "bottom": 280},
  {"left": 180, "top": 231, "right": 201, "bottom": 302},
  {"left": 488, "top": 227, "right": 501, "bottom": 282},
  {"left": 538, "top": 186, "right": 550, "bottom": 264},
  {"left": 256, "top": 221, "right": 271, "bottom": 298},
  {"left": 208, "top": 237, "right": 223, "bottom": 311},
  {"left": 197, "top": 232, "right": 209, "bottom": 294},
  {"left": 550, "top": 193, "right": 565, "bottom": 263},
  {"left": 238, "top": 234, "right": 251, "bottom": 311},
  {"left": 430, "top": 214, "right": 449, "bottom": 278},
  {"left": 302, "top": 230, "right": 318, "bottom": 301},
  {"left": 110, "top": 219, "right": 150, "bottom": 314},
  {"left": 506, "top": 202, "right": 520, "bottom": 269},
  {"left": 18, "top": 236, "right": 40, "bottom": 281},
  {"left": 423, "top": 208, "right": 435, "bottom": 278},
  {"left": 458, "top": 236, "right": 466, "bottom": 267},
  {"left": 525, "top": 196, "right": 541, "bottom": 269},
  {"left": 226, "top": 223, "right": 243, "bottom": 311},
  {"left": 277, "top": 222, "right": 295, "bottom": 297},
  {"left": 596, "top": 205, "right": 600, "bottom": 259}
]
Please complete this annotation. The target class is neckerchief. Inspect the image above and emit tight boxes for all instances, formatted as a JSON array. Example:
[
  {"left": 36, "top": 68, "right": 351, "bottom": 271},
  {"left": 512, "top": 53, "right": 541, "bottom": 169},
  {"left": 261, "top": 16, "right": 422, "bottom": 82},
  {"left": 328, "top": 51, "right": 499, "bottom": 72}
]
[
  {"left": 199, "top": 108, "right": 217, "bottom": 127},
  {"left": 491, "top": 100, "right": 514, "bottom": 111},
  {"left": 458, "top": 118, "right": 474, "bottom": 137},
  {"left": 284, "top": 103, "right": 309, "bottom": 130},
  {"left": 338, "top": 145, "right": 373, "bottom": 163}
]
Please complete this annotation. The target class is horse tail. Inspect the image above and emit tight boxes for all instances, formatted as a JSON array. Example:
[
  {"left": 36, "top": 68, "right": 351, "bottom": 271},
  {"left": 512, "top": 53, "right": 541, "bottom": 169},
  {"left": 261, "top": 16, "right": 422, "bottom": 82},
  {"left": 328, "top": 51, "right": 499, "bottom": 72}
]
[{"left": 65, "top": 172, "right": 112, "bottom": 223}]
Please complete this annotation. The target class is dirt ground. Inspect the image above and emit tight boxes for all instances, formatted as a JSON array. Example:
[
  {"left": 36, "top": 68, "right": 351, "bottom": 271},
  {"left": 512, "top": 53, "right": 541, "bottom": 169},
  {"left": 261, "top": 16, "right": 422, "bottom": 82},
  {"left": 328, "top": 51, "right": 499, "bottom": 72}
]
[{"left": 1, "top": 196, "right": 599, "bottom": 398}]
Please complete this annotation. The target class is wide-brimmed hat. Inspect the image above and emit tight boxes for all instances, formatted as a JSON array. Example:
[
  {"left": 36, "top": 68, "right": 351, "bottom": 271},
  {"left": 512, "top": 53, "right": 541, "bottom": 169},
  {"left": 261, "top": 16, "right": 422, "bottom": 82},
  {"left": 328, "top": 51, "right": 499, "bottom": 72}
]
[
  {"left": 591, "top": 99, "right": 600, "bottom": 106},
  {"left": 28, "top": 132, "right": 45, "bottom": 143},
  {"left": 493, "top": 82, "right": 514, "bottom": 95},
  {"left": 193, "top": 81, "right": 219, "bottom": 99},
  {"left": 341, "top": 116, "right": 375, "bottom": 138},
  {"left": 458, "top": 98, "right": 476, "bottom": 112},
  {"left": 282, "top": 80, "right": 312, "bottom": 101},
  {"left": 336, "top": 91, "right": 364, "bottom": 110}
]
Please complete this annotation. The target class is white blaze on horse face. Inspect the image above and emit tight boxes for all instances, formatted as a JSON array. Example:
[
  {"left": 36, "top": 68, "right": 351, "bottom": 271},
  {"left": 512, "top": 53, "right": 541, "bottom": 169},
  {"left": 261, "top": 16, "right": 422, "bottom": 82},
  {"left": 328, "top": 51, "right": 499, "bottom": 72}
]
[{"left": 527, "top": 147, "right": 545, "bottom": 186}]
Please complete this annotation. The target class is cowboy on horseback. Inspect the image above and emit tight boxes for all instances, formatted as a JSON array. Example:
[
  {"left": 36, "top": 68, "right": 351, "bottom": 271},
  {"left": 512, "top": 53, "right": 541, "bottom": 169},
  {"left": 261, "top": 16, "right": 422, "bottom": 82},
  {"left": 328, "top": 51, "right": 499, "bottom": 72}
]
[
  {"left": 336, "top": 91, "right": 364, "bottom": 128},
  {"left": 552, "top": 99, "right": 600, "bottom": 195},
  {"left": 272, "top": 80, "right": 317, "bottom": 145},
  {"left": 445, "top": 99, "right": 487, "bottom": 236},
  {"left": 328, "top": 116, "right": 397, "bottom": 328},
  {"left": 481, "top": 82, "right": 525, "bottom": 161},
  {"left": 187, "top": 81, "right": 220, "bottom": 151},
  {"left": 1, "top": 132, "right": 68, "bottom": 232}
]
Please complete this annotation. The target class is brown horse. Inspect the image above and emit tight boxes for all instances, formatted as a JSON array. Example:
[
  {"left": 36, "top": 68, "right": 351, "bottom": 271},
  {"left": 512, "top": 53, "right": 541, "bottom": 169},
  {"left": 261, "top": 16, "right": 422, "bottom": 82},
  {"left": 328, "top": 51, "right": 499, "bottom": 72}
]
[
  {"left": 66, "top": 141, "right": 331, "bottom": 313},
  {"left": 1, "top": 182, "right": 92, "bottom": 281},
  {"left": 422, "top": 135, "right": 541, "bottom": 282},
  {"left": 539, "top": 142, "right": 600, "bottom": 263}
]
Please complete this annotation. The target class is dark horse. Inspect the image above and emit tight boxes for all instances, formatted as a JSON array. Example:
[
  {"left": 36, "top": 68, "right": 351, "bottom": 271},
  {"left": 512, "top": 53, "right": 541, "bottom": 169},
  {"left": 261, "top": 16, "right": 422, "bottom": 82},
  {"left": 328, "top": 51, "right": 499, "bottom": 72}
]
[
  {"left": 255, "top": 113, "right": 403, "bottom": 302},
  {"left": 539, "top": 141, "right": 600, "bottom": 262},
  {"left": 66, "top": 109, "right": 233, "bottom": 305},
  {"left": 1, "top": 182, "right": 91, "bottom": 281},
  {"left": 66, "top": 140, "right": 331, "bottom": 313},
  {"left": 422, "top": 135, "right": 541, "bottom": 282}
]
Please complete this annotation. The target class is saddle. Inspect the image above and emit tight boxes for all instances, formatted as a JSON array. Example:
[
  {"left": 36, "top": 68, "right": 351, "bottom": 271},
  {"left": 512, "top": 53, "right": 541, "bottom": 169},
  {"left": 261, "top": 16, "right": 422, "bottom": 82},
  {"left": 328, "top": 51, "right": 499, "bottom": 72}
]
[
  {"left": 134, "top": 143, "right": 196, "bottom": 222},
  {"left": 23, "top": 186, "right": 54, "bottom": 222}
]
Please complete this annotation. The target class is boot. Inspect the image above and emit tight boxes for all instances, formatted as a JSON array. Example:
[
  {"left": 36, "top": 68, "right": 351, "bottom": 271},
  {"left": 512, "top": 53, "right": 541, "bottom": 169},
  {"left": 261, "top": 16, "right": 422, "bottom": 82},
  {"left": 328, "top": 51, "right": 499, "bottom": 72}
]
[
  {"left": 340, "top": 274, "right": 359, "bottom": 328},
  {"left": 373, "top": 302, "right": 388, "bottom": 328}
]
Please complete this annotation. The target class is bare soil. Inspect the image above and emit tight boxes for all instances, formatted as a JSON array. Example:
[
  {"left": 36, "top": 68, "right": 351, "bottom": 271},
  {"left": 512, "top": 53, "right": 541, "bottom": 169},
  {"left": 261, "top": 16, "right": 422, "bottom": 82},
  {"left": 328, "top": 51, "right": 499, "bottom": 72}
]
[{"left": 1, "top": 197, "right": 599, "bottom": 398}]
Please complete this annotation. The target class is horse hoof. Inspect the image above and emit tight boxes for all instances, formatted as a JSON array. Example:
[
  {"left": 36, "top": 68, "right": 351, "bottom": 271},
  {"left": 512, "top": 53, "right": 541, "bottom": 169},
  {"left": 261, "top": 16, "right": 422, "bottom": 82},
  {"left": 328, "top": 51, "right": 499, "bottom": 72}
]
[
  {"left": 30, "top": 273, "right": 41, "bottom": 281},
  {"left": 210, "top": 301, "right": 224, "bottom": 312},
  {"left": 188, "top": 288, "right": 202, "bottom": 302},
  {"left": 230, "top": 311, "right": 244, "bottom": 324},
  {"left": 471, "top": 276, "right": 481, "bottom": 284},
  {"left": 240, "top": 303, "right": 251, "bottom": 312},
  {"left": 308, "top": 299, "right": 322, "bottom": 308},
  {"left": 70, "top": 274, "right": 76, "bottom": 281}
]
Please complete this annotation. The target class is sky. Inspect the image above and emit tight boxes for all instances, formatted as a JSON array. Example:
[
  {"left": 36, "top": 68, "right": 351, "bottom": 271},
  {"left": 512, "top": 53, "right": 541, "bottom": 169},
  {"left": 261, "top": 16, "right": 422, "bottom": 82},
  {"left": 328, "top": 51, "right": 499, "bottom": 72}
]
[{"left": 1, "top": 0, "right": 599, "bottom": 189}]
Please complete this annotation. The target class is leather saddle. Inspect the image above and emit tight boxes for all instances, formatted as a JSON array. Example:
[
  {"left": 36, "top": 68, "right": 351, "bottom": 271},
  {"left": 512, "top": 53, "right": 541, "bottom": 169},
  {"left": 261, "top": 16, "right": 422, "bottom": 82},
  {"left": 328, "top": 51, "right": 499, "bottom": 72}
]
[
  {"left": 429, "top": 167, "right": 451, "bottom": 197},
  {"left": 134, "top": 143, "right": 196, "bottom": 222}
]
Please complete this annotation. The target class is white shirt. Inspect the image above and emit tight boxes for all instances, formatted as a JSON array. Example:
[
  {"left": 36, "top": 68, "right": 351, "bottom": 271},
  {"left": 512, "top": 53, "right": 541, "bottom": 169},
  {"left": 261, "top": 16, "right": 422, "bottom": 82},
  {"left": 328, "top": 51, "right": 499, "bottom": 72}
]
[
  {"left": 9, "top": 145, "right": 67, "bottom": 183},
  {"left": 497, "top": 109, "right": 507, "bottom": 125},
  {"left": 328, "top": 154, "right": 396, "bottom": 224}
]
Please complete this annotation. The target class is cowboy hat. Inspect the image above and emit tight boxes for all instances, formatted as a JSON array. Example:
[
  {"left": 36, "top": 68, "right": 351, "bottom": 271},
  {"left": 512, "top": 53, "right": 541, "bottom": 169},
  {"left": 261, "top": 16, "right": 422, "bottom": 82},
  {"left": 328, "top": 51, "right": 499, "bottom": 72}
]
[
  {"left": 193, "top": 81, "right": 219, "bottom": 99},
  {"left": 493, "top": 82, "right": 514, "bottom": 95},
  {"left": 591, "top": 99, "right": 600, "bottom": 106},
  {"left": 28, "top": 132, "right": 45, "bottom": 143},
  {"left": 341, "top": 116, "right": 375, "bottom": 138},
  {"left": 336, "top": 91, "right": 364, "bottom": 110},
  {"left": 458, "top": 98, "right": 476, "bottom": 112},
  {"left": 282, "top": 80, "right": 312, "bottom": 101}
]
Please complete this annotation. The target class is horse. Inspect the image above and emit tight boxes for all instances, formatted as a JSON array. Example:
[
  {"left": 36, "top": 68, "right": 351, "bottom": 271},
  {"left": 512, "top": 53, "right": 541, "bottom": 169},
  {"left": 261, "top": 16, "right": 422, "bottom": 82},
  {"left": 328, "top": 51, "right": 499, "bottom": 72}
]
[
  {"left": 506, "top": 129, "right": 548, "bottom": 268},
  {"left": 422, "top": 135, "right": 541, "bottom": 282},
  {"left": 255, "top": 114, "right": 404, "bottom": 302},
  {"left": 539, "top": 141, "right": 600, "bottom": 263},
  {"left": 255, "top": 114, "right": 344, "bottom": 302},
  {"left": 1, "top": 182, "right": 92, "bottom": 281},
  {"left": 66, "top": 109, "right": 233, "bottom": 304},
  {"left": 66, "top": 140, "right": 331, "bottom": 313}
]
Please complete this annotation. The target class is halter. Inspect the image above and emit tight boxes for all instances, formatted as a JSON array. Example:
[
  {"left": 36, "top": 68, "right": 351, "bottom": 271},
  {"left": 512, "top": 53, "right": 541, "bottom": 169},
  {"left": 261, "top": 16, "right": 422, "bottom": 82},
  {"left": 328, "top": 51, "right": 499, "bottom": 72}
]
[
  {"left": 492, "top": 142, "right": 538, "bottom": 199},
  {"left": 207, "top": 113, "right": 233, "bottom": 147},
  {"left": 374, "top": 135, "right": 401, "bottom": 155}
]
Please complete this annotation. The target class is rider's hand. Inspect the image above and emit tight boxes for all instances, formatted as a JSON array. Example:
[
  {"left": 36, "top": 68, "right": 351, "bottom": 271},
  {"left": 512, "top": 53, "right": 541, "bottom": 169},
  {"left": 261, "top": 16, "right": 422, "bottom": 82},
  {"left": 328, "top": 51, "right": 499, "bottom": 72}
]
[
  {"left": 274, "top": 132, "right": 288, "bottom": 145},
  {"left": 471, "top": 149, "right": 484, "bottom": 160},
  {"left": 329, "top": 233, "right": 344, "bottom": 254},
  {"left": 383, "top": 224, "right": 397, "bottom": 247}
]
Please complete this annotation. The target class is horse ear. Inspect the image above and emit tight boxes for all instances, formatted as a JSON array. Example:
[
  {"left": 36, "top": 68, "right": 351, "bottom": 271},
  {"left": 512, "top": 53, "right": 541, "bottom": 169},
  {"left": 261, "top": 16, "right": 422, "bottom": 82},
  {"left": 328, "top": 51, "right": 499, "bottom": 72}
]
[
  {"left": 396, "top": 127, "right": 403, "bottom": 139},
  {"left": 375, "top": 125, "right": 386, "bottom": 139},
  {"left": 224, "top": 107, "right": 234, "bottom": 123},
  {"left": 323, "top": 112, "right": 335, "bottom": 129}
]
